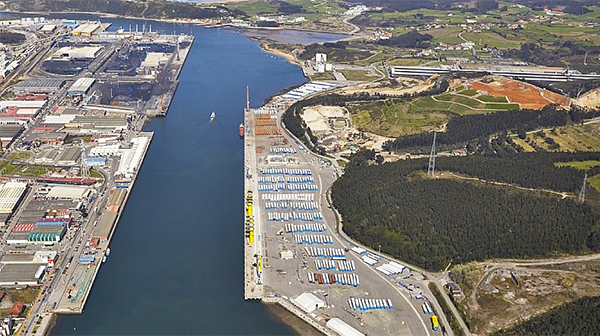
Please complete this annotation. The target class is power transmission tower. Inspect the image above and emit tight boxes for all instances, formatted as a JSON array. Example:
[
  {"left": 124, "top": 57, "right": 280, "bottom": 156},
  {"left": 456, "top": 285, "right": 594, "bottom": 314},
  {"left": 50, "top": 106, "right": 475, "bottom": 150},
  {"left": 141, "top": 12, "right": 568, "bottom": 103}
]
[
  {"left": 428, "top": 132, "right": 436, "bottom": 176},
  {"left": 578, "top": 173, "right": 587, "bottom": 203}
]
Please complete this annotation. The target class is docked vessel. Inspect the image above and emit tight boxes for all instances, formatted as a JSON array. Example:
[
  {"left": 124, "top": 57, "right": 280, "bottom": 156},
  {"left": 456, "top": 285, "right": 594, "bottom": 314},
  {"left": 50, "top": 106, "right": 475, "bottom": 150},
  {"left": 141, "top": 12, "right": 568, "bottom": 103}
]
[
  {"left": 106, "top": 247, "right": 111, "bottom": 256},
  {"left": 210, "top": 112, "right": 216, "bottom": 121},
  {"left": 239, "top": 123, "right": 244, "bottom": 137}
]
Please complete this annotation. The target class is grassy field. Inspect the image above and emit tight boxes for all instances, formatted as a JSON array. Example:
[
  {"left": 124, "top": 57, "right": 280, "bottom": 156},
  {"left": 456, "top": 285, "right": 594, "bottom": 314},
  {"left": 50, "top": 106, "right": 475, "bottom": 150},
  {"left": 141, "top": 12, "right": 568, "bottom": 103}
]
[
  {"left": 339, "top": 69, "right": 379, "bottom": 81},
  {"left": 555, "top": 160, "right": 600, "bottom": 170},
  {"left": 7, "top": 152, "right": 31, "bottom": 160},
  {"left": 589, "top": 175, "right": 600, "bottom": 192},
  {"left": 350, "top": 99, "right": 450, "bottom": 137},
  {"left": 309, "top": 72, "right": 335, "bottom": 81},
  {"left": 478, "top": 95, "right": 508, "bottom": 103},
  {"left": 408, "top": 91, "right": 519, "bottom": 114},
  {"left": 0, "top": 160, "right": 53, "bottom": 177},
  {"left": 513, "top": 124, "right": 600, "bottom": 152}
]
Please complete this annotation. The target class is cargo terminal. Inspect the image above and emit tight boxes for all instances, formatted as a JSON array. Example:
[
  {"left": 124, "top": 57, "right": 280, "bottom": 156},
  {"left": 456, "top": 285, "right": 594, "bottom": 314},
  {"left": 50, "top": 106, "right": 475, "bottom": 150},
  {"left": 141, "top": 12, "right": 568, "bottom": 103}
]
[{"left": 244, "top": 92, "right": 448, "bottom": 336}]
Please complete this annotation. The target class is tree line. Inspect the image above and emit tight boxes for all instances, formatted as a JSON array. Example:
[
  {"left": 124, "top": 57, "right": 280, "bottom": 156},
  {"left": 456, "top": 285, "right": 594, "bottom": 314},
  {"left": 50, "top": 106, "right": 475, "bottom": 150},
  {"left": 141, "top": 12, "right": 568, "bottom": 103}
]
[
  {"left": 331, "top": 155, "right": 600, "bottom": 271},
  {"left": 383, "top": 105, "right": 600, "bottom": 152},
  {"left": 493, "top": 296, "right": 600, "bottom": 335},
  {"left": 6, "top": 0, "right": 238, "bottom": 20}
]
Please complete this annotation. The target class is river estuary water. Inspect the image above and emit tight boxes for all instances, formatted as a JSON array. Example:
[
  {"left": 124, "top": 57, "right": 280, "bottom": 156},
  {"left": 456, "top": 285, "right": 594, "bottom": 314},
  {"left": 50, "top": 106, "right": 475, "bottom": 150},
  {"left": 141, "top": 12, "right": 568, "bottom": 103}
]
[{"left": 0, "top": 15, "right": 347, "bottom": 335}]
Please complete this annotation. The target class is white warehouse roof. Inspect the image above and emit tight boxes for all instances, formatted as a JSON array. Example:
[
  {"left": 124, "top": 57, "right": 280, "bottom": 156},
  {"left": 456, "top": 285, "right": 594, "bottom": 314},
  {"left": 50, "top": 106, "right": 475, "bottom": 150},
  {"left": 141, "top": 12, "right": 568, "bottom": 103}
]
[
  {"left": 326, "top": 318, "right": 365, "bottom": 336},
  {"left": 68, "top": 78, "right": 95, "bottom": 94},
  {"left": 291, "top": 292, "right": 324, "bottom": 313},
  {"left": 47, "top": 186, "right": 91, "bottom": 199},
  {"left": 0, "top": 182, "right": 27, "bottom": 214}
]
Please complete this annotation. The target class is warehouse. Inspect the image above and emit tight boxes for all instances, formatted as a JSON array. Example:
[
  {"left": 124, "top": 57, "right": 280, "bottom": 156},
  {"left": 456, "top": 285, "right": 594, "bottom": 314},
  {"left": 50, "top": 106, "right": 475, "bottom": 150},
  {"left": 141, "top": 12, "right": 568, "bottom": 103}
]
[
  {"left": 11, "top": 79, "right": 64, "bottom": 95},
  {"left": 24, "top": 132, "right": 68, "bottom": 146},
  {"left": 90, "top": 144, "right": 121, "bottom": 157},
  {"left": 72, "top": 23, "right": 101, "bottom": 36},
  {"left": 0, "top": 124, "right": 24, "bottom": 148},
  {"left": 0, "top": 182, "right": 28, "bottom": 215},
  {"left": 0, "top": 264, "right": 46, "bottom": 286},
  {"left": 291, "top": 292, "right": 324, "bottom": 313},
  {"left": 47, "top": 186, "right": 91, "bottom": 200},
  {"left": 57, "top": 147, "right": 81, "bottom": 165},
  {"left": 67, "top": 78, "right": 95, "bottom": 96},
  {"left": 52, "top": 46, "right": 102, "bottom": 60},
  {"left": 0, "top": 251, "right": 57, "bottom": 267},
  {"left": 326, "top": 318, "right": 364, "bottom": 336},
  {"left": 28, "top": 224, "right": 67, "bottom": 243},
  {"left": 66, "top": 116, "right": 128, "bottom": 133},
  {"left": 40, "top": 24, "right": 57, "bottom": 33},
  {"left": 117, "top": 136, "right": 148, "bottom": 176}
]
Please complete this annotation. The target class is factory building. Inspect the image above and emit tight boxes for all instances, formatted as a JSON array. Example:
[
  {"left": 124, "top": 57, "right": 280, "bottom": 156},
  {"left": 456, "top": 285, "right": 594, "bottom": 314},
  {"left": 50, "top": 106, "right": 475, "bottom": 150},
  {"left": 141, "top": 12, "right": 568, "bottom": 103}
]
[
  {"left": 67, "top": 78, "right": 95, "bottom": 96},
  {"left": 0, "top": 182, "right": 28, "bottom": 216},
  {"left": 11, "top": 79, "right": 64, "bottom": 95}
]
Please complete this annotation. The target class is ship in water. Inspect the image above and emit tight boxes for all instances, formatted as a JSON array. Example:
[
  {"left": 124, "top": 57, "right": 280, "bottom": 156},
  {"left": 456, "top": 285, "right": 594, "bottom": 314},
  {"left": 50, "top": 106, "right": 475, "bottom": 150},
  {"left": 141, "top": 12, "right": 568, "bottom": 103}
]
[
  {"left": 239, "top": 123, "right": 244, "bottom": 137},
  {"left": 106, "top": 247, "right": 111, "bottom": 256},
  {"left": 210, "top": 112, "right": 216, "bottom": 121}
]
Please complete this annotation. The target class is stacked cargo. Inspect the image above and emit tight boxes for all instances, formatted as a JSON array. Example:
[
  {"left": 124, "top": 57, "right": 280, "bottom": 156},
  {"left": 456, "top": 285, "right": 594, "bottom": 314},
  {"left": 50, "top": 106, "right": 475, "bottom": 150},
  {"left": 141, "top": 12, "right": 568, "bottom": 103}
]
[
  {"left": 294, "top": 235, "right": 333, "bottom": 245},
  {"left": 337, "top": 260, "right": 356, "bottom": 272},
  {"left": 304, "top": 247, "right": 345, "bottom": 259},
  {"left": 315, "top": 259, "right": 336, "bottom": 270},
  {"left": 348, "top": 298, "right": 393, "bottom": 311},
  {"left": 376, "top": 261, "right": 406, "bottom": 276},
  {"left": 308, "top": 273, "right": 360, "bottom": 287},
  {"left": 285, "top": 223, "right": 327, "bottom": 233}
]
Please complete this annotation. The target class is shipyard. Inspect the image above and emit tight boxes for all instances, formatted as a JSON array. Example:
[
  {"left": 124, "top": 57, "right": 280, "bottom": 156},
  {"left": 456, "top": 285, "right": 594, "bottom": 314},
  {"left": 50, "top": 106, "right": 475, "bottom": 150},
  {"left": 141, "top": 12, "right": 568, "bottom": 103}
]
[
  {"left": 243, "top": 82, "right": 452, "bottom": 336},
  {"left": 0, "top": 16, "right": 192, "bottom": 335}
]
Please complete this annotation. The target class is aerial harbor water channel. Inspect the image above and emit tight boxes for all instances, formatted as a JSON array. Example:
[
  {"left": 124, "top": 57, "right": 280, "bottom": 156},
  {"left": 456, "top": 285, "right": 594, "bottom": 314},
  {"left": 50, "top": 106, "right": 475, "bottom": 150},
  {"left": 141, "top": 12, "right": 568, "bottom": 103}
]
[{"left": 37, "top": 17, "right": 347, "bottom": 335}]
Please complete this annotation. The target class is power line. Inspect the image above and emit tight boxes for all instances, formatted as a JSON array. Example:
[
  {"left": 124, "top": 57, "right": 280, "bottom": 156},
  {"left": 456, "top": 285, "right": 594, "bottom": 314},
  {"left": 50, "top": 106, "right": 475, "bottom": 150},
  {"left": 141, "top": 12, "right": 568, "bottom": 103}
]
[
  {"left": 578, "top": 173, "right": 587, "bottom": 203},
  {"left": 428, "top": 132, "right": 436, "bottom": 176}
]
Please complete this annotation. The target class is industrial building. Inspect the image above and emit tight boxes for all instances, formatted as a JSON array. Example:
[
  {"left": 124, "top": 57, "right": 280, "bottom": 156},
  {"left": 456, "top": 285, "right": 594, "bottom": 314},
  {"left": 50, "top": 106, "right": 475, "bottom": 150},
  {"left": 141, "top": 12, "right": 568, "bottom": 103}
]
[
  {"left": 72, "top": 23, "right": 101, "bottom": 36},
  {"left": 40, "top": 24, "right": 57, "bottom": 33},
  {"left": 90, "top": 144, "right": 121, "bottom": 157},
  {"left": 86, "top": 157, "right": 107, "bottom": 166},
  {"left": 65, "top": 116, "right": 127, "bottom": 133},
  {"left": 326, "top": 318, "right": 365, "bottom": 336},
  {"left": 67, "top": 78, "right": 95, "bottom": 96},
  {"left": 117, "top": 137, "right": 148, "bottom": 176},
  {"left": 57, "top": 147, "right": 81, "bottom": 165},
  {"left": 0, "top": 251, "right": 57, "bottom": 267},
  {"left": 0, "top": 182, "right": 28, "bottom": 215},
  {"left": 291, "top": 292, "right": 325, "bottom": 313},
  {"left": 0, "top": 264, "right": 46, "bottom": 286},
  {"left": 52, "top": 46, "right": 103, "bottom": 60},
  {"left": 47, "top": 186, "right": 92, "bottom": 200},
  {"left": 0, "top": 125, "right": 24, "bottom": 148},
  {"left": 11, "top": 79, "right": 64, "bottom": 94}
]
